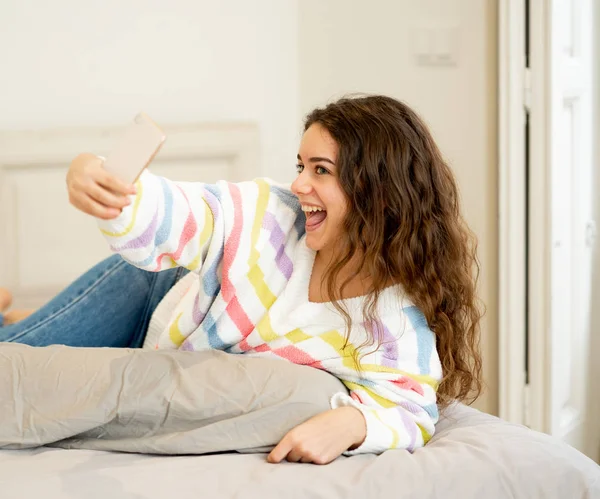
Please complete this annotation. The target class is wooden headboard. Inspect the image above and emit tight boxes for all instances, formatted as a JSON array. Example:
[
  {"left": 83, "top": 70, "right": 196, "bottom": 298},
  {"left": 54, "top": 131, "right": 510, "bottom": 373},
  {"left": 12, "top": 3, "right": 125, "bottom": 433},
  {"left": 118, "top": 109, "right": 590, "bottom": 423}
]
[{"left": 0, "top": 122, "right": 260, "bottom": 308}]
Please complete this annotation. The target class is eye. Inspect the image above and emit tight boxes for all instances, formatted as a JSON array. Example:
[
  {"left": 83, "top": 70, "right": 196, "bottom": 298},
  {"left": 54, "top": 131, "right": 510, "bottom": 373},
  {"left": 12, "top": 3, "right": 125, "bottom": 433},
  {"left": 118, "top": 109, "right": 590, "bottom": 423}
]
[
  {"left": 315, "top": 166, "right": 329, "bottom": 175},
  {"left": 295, "top": 164, "right": 304, "bottom": 174}
]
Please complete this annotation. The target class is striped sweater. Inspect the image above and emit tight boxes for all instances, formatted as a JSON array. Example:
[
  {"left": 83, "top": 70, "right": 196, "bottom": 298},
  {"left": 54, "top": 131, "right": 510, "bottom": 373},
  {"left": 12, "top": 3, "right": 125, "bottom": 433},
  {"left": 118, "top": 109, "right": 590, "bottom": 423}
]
[{"left": 97, "top": 170, "right": 443, "bottom": 455}]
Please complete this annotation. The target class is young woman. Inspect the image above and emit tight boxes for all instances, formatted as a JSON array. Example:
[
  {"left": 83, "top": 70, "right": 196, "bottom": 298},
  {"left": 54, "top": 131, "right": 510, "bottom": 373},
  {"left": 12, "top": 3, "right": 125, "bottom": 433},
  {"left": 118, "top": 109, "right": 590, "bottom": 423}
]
[{"left": 0, "top": 95, "right": 482, "bottom": 464}]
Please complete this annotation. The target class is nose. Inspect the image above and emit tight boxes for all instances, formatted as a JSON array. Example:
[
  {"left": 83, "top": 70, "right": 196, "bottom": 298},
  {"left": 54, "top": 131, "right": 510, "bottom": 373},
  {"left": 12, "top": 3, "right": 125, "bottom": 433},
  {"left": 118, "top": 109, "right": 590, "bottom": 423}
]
[{"left": 291, "top": 170, "right": 313, "bottom": 196}]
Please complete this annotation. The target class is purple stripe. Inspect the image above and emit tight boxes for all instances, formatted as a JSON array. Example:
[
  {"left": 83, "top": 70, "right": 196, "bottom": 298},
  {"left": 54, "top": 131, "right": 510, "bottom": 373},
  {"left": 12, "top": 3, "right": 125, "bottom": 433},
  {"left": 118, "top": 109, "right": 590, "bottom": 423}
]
[
  {"left": 368, "top": 320, "right": 397, "bottom": 367},
  {"left": 180, "top": 340, "right": 195, "bottom": 351},
  {"left": 262, "top": 212, "right": 293, "bottom": 279},
  {"left": 202, "top": 187, "right": 221, "bottom": 221},
  {"left": 397, "top": 408, "right": 418, "bottom": 451},
  {"left": 112, "top": 209, "right": 159, "bottom": 251},
  {"left": 398, "top": 400, "right": 425, "bottom": 416},
  {"left": 192, "top": 293, "right": 208, "bottom": 324}
]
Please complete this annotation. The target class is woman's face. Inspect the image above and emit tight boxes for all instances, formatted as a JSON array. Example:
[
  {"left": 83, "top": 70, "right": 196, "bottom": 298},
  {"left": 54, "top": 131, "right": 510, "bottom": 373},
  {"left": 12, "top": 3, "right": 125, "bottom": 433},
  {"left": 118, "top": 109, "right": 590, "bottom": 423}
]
[{"left": 291, "top": 123, "right": 348, "bottom": 253}]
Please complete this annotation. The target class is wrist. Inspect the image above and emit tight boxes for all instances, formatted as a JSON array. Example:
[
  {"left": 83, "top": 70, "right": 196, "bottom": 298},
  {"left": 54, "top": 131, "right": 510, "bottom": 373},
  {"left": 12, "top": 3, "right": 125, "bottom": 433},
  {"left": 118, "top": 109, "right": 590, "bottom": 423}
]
[{"left": 341, "top": 406, "right": 367, "bottom": 449}]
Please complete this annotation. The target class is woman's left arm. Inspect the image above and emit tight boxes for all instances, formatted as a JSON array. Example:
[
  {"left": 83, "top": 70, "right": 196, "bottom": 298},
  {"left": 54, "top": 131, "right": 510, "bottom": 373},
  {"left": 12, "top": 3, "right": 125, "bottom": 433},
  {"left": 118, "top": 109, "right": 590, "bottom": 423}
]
[
  {"left": 268, "top": 309, "right": 442, "bottom": 463},
  {"left": 267, "top": 369, "right": 439, "bottom": 464}
]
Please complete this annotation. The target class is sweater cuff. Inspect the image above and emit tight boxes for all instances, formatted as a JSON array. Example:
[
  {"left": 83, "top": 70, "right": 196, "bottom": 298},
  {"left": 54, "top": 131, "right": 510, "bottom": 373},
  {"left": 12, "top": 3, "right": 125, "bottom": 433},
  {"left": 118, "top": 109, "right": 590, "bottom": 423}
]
[
  {"left": 95, "top": 171, "right": 146, "bottom": 233},
  {"left": 330, "top": 392, "right": 391, "bottom": 456}
]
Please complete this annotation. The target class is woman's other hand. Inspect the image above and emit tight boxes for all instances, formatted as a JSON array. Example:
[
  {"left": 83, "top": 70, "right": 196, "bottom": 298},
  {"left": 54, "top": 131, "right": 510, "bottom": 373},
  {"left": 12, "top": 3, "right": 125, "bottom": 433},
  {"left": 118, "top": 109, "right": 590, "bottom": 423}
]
[
  {"left": 66, "top": 153, "right": 137, "bottom": 219},
  {"left": 267, "top": 406, "right": 367, "bottom": 465}
]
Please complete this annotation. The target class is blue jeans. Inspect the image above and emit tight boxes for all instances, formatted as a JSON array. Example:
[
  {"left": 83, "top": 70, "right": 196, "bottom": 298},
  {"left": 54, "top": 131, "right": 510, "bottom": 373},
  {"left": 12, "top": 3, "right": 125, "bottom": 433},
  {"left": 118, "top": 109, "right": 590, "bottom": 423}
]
[{"left": 0, "top": 255, "right": 188, "bottom": 348}]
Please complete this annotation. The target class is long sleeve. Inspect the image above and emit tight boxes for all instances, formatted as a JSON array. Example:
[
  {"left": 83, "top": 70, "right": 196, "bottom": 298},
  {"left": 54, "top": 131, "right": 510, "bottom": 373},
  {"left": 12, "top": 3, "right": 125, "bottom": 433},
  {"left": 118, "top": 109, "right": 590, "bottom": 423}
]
[
  {"left": 96, "top": 170, "right": 218, "bottom": 273},
  {"left": 95, "top": 170, "right": 305, "bottom": 352},
  {"left": 329, "top": 305, "right": 442, "bottom": 455}
]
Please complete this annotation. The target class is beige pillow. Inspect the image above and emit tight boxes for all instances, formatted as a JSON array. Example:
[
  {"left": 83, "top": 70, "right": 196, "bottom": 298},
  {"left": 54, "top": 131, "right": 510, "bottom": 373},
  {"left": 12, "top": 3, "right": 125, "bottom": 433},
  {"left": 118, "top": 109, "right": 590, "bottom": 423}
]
[{"left": 0, "top": 343, "right": 346, "bottom": 454}]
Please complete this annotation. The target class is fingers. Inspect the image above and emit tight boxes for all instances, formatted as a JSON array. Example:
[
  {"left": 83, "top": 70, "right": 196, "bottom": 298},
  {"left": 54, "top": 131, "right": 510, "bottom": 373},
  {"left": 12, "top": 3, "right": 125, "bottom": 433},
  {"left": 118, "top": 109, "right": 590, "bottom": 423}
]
[
  {"left": 71, "top": 192, "right": 122, "bottom": 220},
  {"left": 267, "top": 438, "right": 291, "bottom": 464},
  {"left": 267, "top": 436, "right": 321, "bottom": 465},
  {"left": 285, "top": 450, "right": 303, "bottom": 463},
  {"left": 96, "top": 168, "right": 138, "bottom": 197},
  {"left": 67, "top": 153, "right": 138, "bottom": 218},
  {"left": 87, "top": 182, "right": 132, "bottom": 210}
]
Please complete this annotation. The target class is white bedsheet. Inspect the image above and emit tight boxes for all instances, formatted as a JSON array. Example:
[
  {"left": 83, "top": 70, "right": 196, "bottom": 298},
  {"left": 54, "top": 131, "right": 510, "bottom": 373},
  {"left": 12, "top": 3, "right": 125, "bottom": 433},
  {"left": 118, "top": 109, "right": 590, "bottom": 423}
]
[{"left": 2, "top": 410, "right": 599, "bottom": 499}]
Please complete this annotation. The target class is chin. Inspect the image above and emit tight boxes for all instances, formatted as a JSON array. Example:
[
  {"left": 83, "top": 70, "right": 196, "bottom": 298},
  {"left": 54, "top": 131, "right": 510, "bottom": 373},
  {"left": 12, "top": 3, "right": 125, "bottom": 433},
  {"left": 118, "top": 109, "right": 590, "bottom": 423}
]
[
  {"left": 305, "top": 236, "right": 320, "bottom": 251},
  {"left": 305, "top": 234, "right": 325, "bottom": 252}
]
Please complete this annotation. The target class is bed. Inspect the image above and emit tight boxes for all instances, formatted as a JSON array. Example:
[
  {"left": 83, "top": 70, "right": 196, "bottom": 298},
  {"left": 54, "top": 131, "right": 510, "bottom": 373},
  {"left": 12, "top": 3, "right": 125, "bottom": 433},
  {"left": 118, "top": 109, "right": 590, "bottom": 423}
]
[
  {"left": 1, "top": 123, "right": 598, "bottom": 498},
  {"left": 0, "top": 344, "right": 598, "bottom": 499}
]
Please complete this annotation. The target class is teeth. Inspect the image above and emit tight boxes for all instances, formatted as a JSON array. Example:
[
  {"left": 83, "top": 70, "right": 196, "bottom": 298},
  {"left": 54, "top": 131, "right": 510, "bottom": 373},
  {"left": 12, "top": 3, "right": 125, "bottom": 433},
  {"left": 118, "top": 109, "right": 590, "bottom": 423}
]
[{"left": 302, "top": 206, "right": 324, "bottom": 213}]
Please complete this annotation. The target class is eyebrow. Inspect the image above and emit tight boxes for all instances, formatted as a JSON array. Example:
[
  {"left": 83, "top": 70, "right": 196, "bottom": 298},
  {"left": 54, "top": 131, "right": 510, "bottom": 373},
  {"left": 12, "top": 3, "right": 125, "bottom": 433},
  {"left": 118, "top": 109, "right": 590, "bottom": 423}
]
[{"left": 297, "top": 154, "right": 335, "bottom": 165}]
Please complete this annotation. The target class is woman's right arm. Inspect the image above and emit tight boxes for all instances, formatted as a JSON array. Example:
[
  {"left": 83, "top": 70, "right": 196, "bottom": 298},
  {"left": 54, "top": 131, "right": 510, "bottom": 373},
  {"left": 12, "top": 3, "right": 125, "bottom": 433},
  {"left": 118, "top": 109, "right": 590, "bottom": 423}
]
[{"left": 66, "top": 153, "right": 217, "bottom": 273}]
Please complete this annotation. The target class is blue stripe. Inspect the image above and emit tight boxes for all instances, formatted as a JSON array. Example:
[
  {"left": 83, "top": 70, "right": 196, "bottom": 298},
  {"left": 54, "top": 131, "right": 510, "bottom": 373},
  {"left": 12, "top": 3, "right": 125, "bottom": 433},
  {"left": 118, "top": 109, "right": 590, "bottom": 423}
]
[
  {"left": 155, "top": 177, "right": 174, "bottom": 245},
  {"left": 203, "top": 184, "right": 222, "bottom": 202},
  {"left": 270, "top": 185, "right": 305, "bottom": 239},
  {"left": 423, "top": 403, "right": 439, "bottom": 421},
  {"left": 126, "top": 178, "right": 175, "bottom": 269},
  {"left": 204, "top": 311, "right": 226, "bottom": 349},
  {"left": 202, "top": 251, "right": 222, "bottom": 296},
  {"left": 404, "top": 306, "right": 434, "bottom": 375}
]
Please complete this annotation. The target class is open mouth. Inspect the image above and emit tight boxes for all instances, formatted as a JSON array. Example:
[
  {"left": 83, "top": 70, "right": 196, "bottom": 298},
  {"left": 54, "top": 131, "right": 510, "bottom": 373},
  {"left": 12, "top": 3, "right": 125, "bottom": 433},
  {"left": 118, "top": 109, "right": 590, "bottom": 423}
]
[{"left": 305, "top": 210, "right": 327, "bottom": 231}]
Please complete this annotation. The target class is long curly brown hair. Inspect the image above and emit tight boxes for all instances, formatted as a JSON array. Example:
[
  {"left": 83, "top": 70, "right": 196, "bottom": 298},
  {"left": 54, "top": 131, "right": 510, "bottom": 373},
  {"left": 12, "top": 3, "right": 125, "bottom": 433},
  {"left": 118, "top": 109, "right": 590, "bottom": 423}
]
[{"left": 304, "top": 95, "right": 483, "bottom": 407}]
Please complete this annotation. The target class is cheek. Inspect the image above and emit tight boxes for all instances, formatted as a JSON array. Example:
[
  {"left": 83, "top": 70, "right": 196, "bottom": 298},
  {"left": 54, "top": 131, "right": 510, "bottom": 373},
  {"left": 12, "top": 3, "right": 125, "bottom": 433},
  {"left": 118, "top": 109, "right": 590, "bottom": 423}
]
[{"left": 328, "top": 202, "right": 348, "bottom": 232}]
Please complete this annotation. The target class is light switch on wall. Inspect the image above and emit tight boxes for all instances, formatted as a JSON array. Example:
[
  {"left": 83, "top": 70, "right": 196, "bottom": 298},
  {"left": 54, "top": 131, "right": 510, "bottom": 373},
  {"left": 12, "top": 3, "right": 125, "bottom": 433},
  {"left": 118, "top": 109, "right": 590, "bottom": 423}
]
[{"left": 412, "top": 24, "right": 460, "bottom": 67}]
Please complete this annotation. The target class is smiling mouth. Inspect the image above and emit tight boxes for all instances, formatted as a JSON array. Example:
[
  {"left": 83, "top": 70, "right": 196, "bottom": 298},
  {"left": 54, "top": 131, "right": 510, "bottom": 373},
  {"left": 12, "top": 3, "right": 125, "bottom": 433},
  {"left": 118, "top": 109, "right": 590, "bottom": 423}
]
[{"left": 305, "top": 210, "right": 327, "bottom": 231}]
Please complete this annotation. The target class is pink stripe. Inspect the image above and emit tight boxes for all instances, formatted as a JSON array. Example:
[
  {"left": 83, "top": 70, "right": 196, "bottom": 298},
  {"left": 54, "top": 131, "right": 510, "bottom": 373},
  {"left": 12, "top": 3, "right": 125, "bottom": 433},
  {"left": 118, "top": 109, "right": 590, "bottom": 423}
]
[
  {"left": 238, "top": 337, "right": 252, "bottom": 352},
  {"left": 225, "top": 295, "right": 253, "bottom": 338},
  {"left": 351, "top": 392, "right": 363, "bottom": 403},
  {"left": 391, "top": 376, "right": 424, "bottom": 396},
  {"left": 273, "top": 345, "right": 318, "bottom": 365},
  {"left": 252, "top": 344, "right": 271, "bottom": 353},
  {"left": 222, "top": 184, "right": 242, "bottom": 301},
  {"left": 152, "top": 187, "right": 197, "bottom": 271}
]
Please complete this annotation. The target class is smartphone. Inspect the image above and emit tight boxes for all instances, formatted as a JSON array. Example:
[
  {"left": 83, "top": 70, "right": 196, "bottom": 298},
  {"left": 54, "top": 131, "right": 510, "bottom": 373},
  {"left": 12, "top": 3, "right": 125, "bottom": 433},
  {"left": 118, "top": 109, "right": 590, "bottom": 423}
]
[{"left": 102, "top": 112, "right": 167, "bottom": 184}]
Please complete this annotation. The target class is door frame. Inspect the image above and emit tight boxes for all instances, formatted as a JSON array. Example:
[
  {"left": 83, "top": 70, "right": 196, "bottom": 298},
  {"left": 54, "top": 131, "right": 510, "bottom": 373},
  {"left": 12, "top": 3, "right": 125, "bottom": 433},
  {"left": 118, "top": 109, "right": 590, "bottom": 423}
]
[
  {"left": 498, "top": 0, "right": 528, "bottom": 427},
  {"left": 498, "top": 0, "right": 550, "bottom": 432},
  {"left": 527, "top": 0, "right": 551, "bottom": 434}
]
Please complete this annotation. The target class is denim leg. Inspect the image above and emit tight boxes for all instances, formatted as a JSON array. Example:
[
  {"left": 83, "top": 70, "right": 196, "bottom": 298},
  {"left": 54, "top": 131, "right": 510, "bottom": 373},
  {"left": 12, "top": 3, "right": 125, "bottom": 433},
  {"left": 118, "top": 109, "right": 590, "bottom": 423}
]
[{"left": 0, "top": 254, "right": 188, "bottom": 348}]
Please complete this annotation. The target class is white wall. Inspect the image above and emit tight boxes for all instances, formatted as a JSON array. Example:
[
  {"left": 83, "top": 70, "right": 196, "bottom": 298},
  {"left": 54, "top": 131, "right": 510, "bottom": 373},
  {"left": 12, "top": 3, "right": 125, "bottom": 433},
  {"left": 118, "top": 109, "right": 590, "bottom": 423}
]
[
  {"left": 1, "top": 0, "right": 499, "bottom": 415},
  {"left": 0, "top": 0, "right": 299, "bottom": 180},
  {"left": 298, "top": 0, "right": 499, "bottom": 415}
]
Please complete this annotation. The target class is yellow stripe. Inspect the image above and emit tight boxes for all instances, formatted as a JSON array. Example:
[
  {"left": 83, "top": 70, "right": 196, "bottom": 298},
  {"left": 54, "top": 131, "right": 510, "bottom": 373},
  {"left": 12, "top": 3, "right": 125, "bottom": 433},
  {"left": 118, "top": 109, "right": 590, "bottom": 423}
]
[
  {"left": 417, "top": 423, "right": 431, "bottom": 444},
  {"left": 248, "top": 180, "right": 269, "bottom": 267},
  {"left": 356, "top": 363, "right": 439, "bottom": 390},
  {"left": 317, "top": 332, "right": 436, "bottom": 389},
  {"left": 373, "top": 410, "right": 400, "bottom": 448},
  {"left": 187, "top": 202, "right": 214, "bottom": 271},
  {"left": 247, "top": 265, "right": 276, "bottom": 308},
  {"left": 346, "top": 381, "right": 431, "bottom": 446},
  {"left": 162, "top": 257, "right": 177, "bottom": 269},
  {"left": 256, "top": 314, "right": 279, "bottom": 343},
  {"left": 285, "top": 328, "right": 312, "bottom": 343},
  {"left": 318, "top": 330, "right": 357, "bottom": 369},
  {"left": 100, "top": 179, "right": 144, "bottom": 237},
  {"left": 168, "top": 312, "right": 186, "bottom": 346},
  {"left": 246, "top": 180, "right": 277, "bottom": 309},
  {"left": 343, "top": 381, "right": 396, "bottom": 408}
]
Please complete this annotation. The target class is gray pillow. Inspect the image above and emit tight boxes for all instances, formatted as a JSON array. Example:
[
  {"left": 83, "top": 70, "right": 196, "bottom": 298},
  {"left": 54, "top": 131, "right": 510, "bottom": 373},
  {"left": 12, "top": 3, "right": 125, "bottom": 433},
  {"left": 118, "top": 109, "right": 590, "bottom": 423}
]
[{"left": 0, "top": 343, "right": 345, "bottom": 454}]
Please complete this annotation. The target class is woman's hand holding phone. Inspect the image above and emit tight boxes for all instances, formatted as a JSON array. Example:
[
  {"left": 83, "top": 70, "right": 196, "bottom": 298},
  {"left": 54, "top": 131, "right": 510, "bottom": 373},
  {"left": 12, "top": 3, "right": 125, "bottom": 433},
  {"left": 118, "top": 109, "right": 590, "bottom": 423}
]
[
  {"left": 67, "top": 112, "right": 166, "bottom": 220},
  {"left": 66, "top": 153, "right": 137, "bottom": 220}
]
